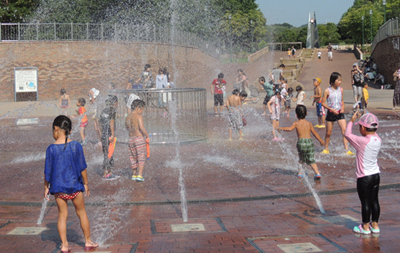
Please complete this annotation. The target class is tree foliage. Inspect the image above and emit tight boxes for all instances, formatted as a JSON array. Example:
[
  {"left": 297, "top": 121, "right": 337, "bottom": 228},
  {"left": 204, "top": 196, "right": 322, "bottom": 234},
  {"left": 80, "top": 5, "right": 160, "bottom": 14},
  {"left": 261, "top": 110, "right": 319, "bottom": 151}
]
[
  {"left": 0, "top": 0, "right": 38, "bottom": 22},
  {"left": 338, "top": 0, "right": 386, "bottom": 44}
]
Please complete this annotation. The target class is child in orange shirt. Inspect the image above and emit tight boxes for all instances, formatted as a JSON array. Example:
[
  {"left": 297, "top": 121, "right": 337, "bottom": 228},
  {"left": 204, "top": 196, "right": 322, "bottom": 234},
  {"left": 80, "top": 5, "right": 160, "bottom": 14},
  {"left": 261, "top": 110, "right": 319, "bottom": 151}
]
[{"left": 73, "top": 98, "right": 88, "bottom": 145}]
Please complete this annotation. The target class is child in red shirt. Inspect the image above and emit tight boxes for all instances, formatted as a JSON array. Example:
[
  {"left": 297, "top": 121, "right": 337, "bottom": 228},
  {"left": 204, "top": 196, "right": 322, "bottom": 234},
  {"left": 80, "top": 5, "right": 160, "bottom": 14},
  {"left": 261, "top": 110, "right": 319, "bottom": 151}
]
[{"left": 210, "top": 73, "right": 227, "bottom": 116}]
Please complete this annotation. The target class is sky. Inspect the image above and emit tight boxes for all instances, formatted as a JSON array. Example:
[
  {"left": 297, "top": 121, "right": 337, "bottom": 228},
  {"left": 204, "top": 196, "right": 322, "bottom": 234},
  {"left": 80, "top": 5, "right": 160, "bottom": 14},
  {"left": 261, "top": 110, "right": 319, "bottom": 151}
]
[{"left": 256, "top": 0, "right": 354, "bottom": 27}]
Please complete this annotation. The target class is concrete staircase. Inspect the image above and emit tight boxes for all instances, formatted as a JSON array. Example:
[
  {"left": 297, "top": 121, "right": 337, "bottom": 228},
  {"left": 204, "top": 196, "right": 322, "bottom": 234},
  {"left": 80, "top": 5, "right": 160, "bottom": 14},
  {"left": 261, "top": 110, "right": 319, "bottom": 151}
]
[{"left": 272, "top": 49, "right": 315, "bottom": 90}]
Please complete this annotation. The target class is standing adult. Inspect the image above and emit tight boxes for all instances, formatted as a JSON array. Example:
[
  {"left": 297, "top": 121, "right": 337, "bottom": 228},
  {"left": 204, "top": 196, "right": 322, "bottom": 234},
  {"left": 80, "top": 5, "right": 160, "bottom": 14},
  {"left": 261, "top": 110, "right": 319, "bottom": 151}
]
[
  {"left": 234, "top": 69, "right": 249, "bottom": 92},
  {"left": 136, "top": 64, "right": 153, "bottom": 88},
  {"left": 269, "top": 64, "right": 285, "bottom": 90},
  {"left": 156, "top": 68, "right": 169, "bottom": 110},
  {"left": 327, "top": 43, "right": 333, "bottom": 61},
  {"left": 351, "top": 63, "right": 364, "bottom": 103},
  {"left": 363, "top": 57, "right": 372, "bottom": 73},
  {"left": 163, "top": 67, "right": 174, "bottom": 88},
  {"left": 393, "top": 68, "right": 400, "bottom": 110}
]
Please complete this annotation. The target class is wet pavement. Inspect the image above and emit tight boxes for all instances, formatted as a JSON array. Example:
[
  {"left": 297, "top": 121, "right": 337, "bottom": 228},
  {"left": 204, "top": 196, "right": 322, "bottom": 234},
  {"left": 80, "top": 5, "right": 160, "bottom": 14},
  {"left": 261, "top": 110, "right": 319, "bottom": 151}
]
[
  {"left": 1, "top": 50, "right": 400, "bottom": 252},
  {"left": 1, "top": 96, "right": 400, "bottom": 253}
]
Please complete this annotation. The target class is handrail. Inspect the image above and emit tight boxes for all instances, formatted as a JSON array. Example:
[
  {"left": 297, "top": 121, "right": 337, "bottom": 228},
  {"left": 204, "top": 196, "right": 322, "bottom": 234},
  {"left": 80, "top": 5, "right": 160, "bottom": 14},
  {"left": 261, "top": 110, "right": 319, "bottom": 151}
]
[{"left": 371, "top": 17, "right": 399, "bottom": 53}]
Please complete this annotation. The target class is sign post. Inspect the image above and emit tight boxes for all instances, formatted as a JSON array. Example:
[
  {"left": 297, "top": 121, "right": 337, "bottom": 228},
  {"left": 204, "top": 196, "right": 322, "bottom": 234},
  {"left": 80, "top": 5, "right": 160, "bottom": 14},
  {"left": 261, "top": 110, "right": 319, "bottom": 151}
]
[{"left": 14, "top": 67, "right": 38, "bottom": 102}]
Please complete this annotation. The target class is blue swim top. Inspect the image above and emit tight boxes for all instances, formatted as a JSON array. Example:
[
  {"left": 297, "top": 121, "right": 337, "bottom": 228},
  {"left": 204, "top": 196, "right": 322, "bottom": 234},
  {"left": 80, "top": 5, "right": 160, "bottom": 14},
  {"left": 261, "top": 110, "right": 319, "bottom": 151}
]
[{"left": 44, "top": 141, "right": 87, "bottom": 195}]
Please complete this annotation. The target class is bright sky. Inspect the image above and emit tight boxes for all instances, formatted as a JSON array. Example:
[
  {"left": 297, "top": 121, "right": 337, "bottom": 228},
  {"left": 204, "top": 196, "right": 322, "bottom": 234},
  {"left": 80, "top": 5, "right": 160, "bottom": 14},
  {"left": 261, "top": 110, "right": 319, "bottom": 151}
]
[{"left": 256, "top": 0, "right": 354, "bottom": 27}]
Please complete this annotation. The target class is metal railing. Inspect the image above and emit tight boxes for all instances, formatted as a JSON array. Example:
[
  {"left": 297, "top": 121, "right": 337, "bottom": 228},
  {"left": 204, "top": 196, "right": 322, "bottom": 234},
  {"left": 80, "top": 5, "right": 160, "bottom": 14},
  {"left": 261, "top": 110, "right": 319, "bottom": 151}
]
[
  {"left": 95, "top": 88, "right": 207, "bottom": 145},
  {"left": 0, "top": 22, "right": 220, "bottom": 58},
  {"left": 371, "top": 17, "right": 399, "bottom": 53}
]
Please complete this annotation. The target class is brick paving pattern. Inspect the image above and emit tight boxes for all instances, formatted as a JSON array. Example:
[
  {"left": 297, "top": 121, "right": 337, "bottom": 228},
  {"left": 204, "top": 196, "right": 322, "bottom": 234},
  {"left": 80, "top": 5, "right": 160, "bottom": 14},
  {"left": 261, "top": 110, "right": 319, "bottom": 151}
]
[{"left": 1, "top": 48, "right": 400, "bottom": 253}]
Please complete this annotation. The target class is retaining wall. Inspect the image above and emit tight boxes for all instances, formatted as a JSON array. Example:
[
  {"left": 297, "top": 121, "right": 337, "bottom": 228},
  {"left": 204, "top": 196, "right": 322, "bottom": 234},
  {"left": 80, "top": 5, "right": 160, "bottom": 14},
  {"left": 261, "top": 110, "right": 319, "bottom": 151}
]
[
  {"left": 0, "top": 41, "right": 218, "bottom": 101},
  {"left": 371, "top": 35, "right": 400, "bottom": 87}
]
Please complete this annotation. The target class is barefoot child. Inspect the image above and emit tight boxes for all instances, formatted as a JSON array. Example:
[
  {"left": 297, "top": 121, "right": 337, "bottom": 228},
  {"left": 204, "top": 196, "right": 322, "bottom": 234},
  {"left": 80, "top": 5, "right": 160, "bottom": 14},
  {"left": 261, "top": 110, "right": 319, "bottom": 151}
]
[
  {"left": 267, "top": 89, "right": 284, "bottom": 141},
  {"left": 44, "top": 115, "right": 98, "bottom": 252},
  {"left": 125, "top": 100, "right": 150, "bottom": 182},
  {"left": 278, "top": 105, "right": 324, "bottom": 178},
  {"left": 321, "top": 72, "right": 354, "bottom": 155},
  {"left": 344, "top": 112, "right": 381, "bottom": 235},
  {"left": 260, "top": 76, "right": 274, "bottom": 116},
  {"left": 59, "top": 89, "right": 70, "bottom": 115},
  {"left": 226, "top": 89, "right": 244, "bottom": 140},
  {"left": 309, "top": 78, "right": 326, "bottom": 128},
  {"left": 211, "top": 73, "right": 227, "bottom": 116},
  {"left": 72, "top": 98, "right": 88, "bottom": 146},
  {"left": 98, "top": 95, "right": 120, "bottom": 180},
  {"left": 361, "top": 83, "right": 369, "bottom": 111},
  {"left": 284, "top": 87, "right": 294, "bottom": 117},
  {"left": 295, "top": 85, "right": 306, "bottom": 105}
]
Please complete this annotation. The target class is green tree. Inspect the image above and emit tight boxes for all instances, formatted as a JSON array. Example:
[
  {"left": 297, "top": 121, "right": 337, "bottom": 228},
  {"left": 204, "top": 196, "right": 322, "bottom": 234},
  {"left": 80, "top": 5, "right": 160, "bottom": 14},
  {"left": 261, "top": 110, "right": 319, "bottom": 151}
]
[
  {"left": 318, "top": 23, "right": 341, "bottom": 46},
  {"left": 0, "top": 0, "right": 38, "bottom": 22},
  {"left": 296, "top": 26, "right": 308, "bottom": 47},
  {"left": 338, "top": 2, "right": 383, "bottom": 44}
]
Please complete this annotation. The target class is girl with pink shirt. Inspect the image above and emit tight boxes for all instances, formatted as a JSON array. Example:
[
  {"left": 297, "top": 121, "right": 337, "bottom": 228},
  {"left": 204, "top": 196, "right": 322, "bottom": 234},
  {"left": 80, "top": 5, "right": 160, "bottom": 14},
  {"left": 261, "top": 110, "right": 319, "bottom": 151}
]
[{"left": 345, "top": 112, "right": 382, "bottom": 235}]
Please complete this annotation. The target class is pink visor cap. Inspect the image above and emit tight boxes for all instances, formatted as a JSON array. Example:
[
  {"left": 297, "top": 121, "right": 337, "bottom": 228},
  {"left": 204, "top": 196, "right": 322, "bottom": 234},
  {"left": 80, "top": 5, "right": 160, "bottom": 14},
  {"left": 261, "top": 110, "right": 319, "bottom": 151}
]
[{"left": 355, "top": 113, "right": 379, "bottom": 129}]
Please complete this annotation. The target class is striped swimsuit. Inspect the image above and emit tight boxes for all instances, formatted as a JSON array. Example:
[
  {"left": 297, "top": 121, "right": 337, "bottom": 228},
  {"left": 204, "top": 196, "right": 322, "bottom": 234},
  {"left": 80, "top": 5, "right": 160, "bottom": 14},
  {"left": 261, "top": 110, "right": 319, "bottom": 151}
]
[{"left": 128, "top": 136, "right": 146, "bottom": 169}]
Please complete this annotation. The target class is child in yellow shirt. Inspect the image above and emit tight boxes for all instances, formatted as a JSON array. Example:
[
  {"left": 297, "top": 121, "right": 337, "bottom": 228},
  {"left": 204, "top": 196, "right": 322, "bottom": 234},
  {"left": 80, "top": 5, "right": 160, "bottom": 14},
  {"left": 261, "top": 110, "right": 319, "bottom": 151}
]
[{"left": 362, "top": 83, "right": 369, "bottom": 110}]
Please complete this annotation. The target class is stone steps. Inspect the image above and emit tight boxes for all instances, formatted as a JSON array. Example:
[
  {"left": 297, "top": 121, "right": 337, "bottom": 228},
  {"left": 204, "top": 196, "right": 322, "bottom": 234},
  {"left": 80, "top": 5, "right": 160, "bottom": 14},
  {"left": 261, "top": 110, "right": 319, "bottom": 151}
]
[{"left": 279, "top": 49, "right": 315, "bottom": 89}]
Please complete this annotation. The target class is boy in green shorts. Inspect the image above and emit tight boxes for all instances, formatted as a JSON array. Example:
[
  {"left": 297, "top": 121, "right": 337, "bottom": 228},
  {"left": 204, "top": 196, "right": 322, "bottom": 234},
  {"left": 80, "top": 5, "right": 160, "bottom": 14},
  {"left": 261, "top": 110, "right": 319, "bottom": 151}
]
[{"left": 278, "top": 105, "right": 324, "bottom": 178}]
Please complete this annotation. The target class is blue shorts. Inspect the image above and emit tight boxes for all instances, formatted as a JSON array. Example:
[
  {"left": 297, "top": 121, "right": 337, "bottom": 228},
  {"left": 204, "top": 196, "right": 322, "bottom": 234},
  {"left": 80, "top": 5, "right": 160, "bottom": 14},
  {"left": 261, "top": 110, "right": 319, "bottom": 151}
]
[{"left": 316, "top": 102, "right": 325, "bottom": 117}]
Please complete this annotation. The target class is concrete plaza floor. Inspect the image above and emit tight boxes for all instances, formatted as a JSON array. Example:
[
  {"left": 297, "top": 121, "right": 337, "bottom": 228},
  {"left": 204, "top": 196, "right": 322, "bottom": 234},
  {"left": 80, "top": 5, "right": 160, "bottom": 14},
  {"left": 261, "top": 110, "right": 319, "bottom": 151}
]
[{"left": 0, "top": 87, "right": 400, "bottom": 253}]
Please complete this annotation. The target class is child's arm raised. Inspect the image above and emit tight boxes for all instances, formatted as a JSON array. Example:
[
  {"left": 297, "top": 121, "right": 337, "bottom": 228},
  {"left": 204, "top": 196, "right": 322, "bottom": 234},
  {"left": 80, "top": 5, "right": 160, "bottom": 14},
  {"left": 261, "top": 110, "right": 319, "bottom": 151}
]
[
  {"left": 278, "top": 122, "right": 296, "bottom": 132},
  {"left": 81, "top": 169, "right": 90, "bottom": 196},
  {"left": 344, "top": 111, "right": 363, "bottom": 150},
  {"left": 309, "top": 122, "right": 324, "bottom": 146}
]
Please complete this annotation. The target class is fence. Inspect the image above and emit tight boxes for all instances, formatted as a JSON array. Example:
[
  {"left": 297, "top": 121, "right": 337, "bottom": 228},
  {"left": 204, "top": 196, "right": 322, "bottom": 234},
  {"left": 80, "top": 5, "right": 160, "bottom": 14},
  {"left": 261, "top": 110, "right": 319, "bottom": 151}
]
[
  {"left": 0, "top": 22, "right": 220, "bottom": 58},
  {"left": 371, "top": 17, "right": 400, "bottom": 53},
  {"left": 97, "top": 88, "right": 207, "bottom": 145}
]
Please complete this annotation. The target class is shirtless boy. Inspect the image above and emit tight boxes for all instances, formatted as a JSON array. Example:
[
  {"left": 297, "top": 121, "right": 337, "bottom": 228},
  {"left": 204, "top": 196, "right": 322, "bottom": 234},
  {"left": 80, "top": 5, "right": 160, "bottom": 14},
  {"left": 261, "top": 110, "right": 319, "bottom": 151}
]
[
  {"left": 278, "top": 105, "right": 324, "bottom": 178},
  {"left": 226, "top": 89, "right": 244, "bottom": 140},
  {"left": 125, "top": 100, "right": 150, "bottom": 182},
  {"left": 309, "top": 78, "right": 326, "bottom": 128}
]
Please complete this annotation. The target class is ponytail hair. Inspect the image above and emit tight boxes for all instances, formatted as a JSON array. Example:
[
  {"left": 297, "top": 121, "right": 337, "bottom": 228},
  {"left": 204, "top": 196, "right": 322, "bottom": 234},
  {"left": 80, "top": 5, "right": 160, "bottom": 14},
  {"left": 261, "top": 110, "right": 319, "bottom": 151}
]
[{"left": 53, "top": 115, "right": 72, "bottom": 150}]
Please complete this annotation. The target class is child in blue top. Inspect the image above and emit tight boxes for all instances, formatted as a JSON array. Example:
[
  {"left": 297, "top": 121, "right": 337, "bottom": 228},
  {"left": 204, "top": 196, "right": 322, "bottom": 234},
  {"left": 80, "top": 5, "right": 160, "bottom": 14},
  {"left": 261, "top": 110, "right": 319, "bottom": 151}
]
[{"left": 44, "top": 115, "right": 98, "bottom": 252}]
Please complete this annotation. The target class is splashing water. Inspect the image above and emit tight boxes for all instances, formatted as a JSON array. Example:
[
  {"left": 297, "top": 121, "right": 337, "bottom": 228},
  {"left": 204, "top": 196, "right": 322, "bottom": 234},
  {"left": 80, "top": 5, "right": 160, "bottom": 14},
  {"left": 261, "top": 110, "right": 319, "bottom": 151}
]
[
  {"left": 90, "top": 188, "right": 132, "bottom": 246},
  {"left": 168, "top": 97, "right": 188, "bottom": 222},
  {"left": 37, "top": 197, "right": 49, "bottom": 225},
  {"left": 245, "top": 107, "right": 326, "bottom": 213}
]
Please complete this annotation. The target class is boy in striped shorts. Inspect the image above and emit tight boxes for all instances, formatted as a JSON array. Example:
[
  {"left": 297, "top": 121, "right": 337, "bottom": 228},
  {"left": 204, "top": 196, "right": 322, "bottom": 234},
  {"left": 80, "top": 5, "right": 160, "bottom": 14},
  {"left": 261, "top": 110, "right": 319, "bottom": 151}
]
[{"left": 125, "top": 100, "right": 150, "bottom": 182}]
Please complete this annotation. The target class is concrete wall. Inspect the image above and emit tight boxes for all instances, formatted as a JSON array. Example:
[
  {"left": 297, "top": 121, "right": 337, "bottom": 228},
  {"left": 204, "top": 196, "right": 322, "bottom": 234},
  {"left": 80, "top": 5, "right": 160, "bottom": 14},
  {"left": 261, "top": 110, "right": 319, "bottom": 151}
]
[
  {"left": 371, "top": 35, "right": 400, "bottom": 87},
  {"left": 0, "top": 41, "right": 218, "bottom": 101}
]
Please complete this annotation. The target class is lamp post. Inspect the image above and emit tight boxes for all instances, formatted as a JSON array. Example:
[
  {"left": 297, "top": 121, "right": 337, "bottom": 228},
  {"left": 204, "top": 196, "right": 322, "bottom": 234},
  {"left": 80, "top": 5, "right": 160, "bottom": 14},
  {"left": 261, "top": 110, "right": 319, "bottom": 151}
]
[
  {"left": 370, "top": 9, "right": 373, "bottom": 45},
  {"left": 250, "top": 20, "right": 254, "bottom": 53},
  {"left": 383, "top": 0, "right": 386, "bottom": 23},
  {"left": 362, "top": 16, "right": 364, "bottom": 49},
  {"left": 229, "top": 14, "right": 232, "bottom": 63}
]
